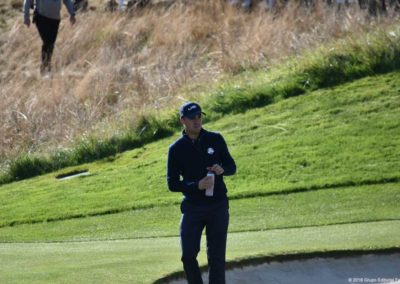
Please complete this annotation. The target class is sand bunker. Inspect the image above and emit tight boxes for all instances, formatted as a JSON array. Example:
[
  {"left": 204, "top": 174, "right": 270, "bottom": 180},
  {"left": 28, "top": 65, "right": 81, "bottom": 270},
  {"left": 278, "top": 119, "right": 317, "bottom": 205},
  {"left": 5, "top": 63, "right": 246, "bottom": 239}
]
[{"left": 167, "top": 252, "right": 400, "bottom": 284}]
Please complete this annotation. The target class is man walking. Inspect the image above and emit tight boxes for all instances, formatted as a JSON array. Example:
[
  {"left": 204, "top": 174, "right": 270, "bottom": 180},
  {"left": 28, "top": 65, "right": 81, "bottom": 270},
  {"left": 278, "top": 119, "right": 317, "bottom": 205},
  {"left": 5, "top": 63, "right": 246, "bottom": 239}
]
[
  {"left": 23, "top": 0, "right": 76, "bottom": 74},
  {"left": 167, "top": 102, "right": 236, "bottom": 284}
]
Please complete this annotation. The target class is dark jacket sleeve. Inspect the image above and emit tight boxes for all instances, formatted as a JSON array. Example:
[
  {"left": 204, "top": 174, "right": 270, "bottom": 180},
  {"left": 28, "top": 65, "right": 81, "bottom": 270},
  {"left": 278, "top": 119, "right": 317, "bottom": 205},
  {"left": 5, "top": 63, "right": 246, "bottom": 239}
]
[
  {"left": 167, "top": 145, "right": 199, "bottom": 193},
  {"left": 218, "top": 134, "right": 236, "bottom": 176}
]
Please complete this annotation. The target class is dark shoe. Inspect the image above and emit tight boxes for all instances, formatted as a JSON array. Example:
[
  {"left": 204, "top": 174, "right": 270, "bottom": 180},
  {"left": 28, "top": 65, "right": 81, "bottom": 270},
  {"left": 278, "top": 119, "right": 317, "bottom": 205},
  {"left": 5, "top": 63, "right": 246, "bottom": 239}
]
[{"left": 40, "top": 63, "right": 51, "bottom": 76}]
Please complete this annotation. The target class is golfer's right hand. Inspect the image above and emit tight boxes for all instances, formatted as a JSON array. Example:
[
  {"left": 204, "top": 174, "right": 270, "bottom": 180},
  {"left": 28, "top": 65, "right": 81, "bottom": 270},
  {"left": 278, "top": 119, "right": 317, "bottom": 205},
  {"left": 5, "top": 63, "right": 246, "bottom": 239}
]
[
  {"left": 198, "top": 175, "right": 213, "bottom": 190},
  {"left": 24, "top": 18, "right": 30, "bottom": 27}
]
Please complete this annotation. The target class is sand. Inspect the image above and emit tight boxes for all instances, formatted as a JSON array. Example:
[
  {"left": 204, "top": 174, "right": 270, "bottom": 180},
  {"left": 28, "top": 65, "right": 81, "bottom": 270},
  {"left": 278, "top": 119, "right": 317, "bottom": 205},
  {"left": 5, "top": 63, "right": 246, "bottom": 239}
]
[{"left": 167, "top": 252, "right": 400, "bottom": 284}]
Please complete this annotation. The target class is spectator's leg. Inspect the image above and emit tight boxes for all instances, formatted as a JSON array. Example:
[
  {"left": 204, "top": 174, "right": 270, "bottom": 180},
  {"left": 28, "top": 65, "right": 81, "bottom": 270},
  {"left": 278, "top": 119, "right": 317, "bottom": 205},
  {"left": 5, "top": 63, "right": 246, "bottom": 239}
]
[
  {"left": 368, "top": 0, "right": 379, "bottom": 15},
  {"left": 242, "top": 0, "right": 253, "bottom": 10},
  {"left": 391, "top": 0, "right": 400, "bottom": 10},
  {"left": 35, "top": 13, "right": 60, "bottom": 74},
  {"left": 358, "top": 0, "right": 367, "bottom": 9},
  {"left": 381, "top": 0, "right": 387, "bottom": 13},
  {"left": 118, "top": 0, "right": 124, "bottom": 10},
  {"left": 228, "top": 0, "right": 240, "bottom": 6},
  {"left": 267, "top": 0, "right": 276, "bottom": 9}
]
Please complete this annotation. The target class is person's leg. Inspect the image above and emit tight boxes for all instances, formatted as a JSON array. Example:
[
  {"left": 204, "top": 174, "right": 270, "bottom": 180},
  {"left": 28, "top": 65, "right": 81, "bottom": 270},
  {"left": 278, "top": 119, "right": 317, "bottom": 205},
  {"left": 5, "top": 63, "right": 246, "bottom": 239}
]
[
  {"left": 206, "top": 206, "right": 229, "bottom": 284},
  {"left": 242, "top": 0, "right": 252, "bottom": 10},
  {"left": 35, "top": 13, "right": 60, "bottom": 73},
  {"left": 267, "top": 0, "right": 276, "bottom": 9},
  {"left": 180, "top": 211, "right": 206, "bottom": 284}
]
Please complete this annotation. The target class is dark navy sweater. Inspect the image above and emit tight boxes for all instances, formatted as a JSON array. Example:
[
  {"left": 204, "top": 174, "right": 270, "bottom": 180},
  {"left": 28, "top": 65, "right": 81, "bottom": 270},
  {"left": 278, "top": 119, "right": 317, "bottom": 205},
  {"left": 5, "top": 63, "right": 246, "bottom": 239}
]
[{"left": 167, "top": 128, "right": 236, "bottom": 205}]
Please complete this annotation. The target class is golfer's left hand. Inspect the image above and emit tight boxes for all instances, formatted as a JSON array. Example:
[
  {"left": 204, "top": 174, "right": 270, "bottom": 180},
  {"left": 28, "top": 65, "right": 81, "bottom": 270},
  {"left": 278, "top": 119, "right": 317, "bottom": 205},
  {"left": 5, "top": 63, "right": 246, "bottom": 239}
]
[{"left": 207, "top": 164, "right": 224, "bottom": 175}]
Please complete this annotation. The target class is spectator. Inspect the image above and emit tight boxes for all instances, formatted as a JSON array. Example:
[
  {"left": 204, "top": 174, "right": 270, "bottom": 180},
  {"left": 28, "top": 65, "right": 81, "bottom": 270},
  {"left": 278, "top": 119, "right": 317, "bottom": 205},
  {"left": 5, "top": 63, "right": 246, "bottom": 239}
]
[
  {"left": 228, "top": 0, "right": 253, "bottom": 11},
  {"left": 23, "top": 0, "right": 76, "bottom": 75}
]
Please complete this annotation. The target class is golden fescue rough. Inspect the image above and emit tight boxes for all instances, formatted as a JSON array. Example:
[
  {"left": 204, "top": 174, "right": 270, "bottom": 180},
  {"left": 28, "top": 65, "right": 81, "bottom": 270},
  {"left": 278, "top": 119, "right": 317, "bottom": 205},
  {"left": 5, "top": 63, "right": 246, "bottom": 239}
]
[{"left": 0, "top": 0, "right": 395, "bottom": 165}]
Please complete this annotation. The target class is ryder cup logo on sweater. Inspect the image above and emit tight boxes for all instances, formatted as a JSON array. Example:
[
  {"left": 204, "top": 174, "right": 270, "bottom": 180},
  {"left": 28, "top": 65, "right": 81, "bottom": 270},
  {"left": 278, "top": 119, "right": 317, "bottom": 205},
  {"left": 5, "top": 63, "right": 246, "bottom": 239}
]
[{"left": 207, "top": 147, "right": 215, "bottom": 155}]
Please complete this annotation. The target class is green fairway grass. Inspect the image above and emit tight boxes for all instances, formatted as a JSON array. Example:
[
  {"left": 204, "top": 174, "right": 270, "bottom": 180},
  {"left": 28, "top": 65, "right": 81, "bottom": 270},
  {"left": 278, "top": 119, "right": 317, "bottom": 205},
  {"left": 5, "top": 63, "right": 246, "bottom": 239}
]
[
  {"left": 1, "top": 220, "right": 399, "bottom": 284},
  {"left": 0, "top": 182, "right": 399, "bottom": 242}
]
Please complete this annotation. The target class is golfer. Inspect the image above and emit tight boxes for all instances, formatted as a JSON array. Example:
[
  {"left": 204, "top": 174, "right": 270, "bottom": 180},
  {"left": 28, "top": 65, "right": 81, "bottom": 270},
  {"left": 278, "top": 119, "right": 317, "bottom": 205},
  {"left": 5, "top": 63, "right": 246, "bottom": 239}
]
[
  {"left": 23, "top": 0, "right": 76, "bottom": 74},
  {"left": 167, "top": 102, "right": 236, "bottom": 284}
]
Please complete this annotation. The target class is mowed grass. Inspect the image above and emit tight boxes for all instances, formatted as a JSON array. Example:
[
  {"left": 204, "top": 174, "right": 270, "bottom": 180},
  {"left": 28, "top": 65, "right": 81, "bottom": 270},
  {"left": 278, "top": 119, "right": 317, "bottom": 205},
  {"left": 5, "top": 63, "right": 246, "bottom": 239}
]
[
  {"left": 0, "top": 220, "right": 399, "bottom": 284},
  {"left": 0, "top": 183, "right": 399, "bottom": 242},
  {"left": 0, "top": 72, "right": 399, "bottom": 228}
]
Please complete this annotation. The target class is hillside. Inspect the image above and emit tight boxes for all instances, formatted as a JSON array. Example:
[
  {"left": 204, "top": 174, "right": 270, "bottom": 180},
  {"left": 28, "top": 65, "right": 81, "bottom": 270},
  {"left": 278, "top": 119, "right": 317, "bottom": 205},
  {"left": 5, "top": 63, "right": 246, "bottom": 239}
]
[{"left": 1, "top": 0, "right": 399, "bottom": 176}]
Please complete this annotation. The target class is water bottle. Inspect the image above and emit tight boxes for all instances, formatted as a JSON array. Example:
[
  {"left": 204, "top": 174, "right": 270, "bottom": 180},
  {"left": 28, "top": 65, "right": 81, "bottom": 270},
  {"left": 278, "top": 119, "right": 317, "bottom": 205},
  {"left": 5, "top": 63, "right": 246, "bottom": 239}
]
[{"left": 205, "top": 171, "right": 215, "bottom": 197}]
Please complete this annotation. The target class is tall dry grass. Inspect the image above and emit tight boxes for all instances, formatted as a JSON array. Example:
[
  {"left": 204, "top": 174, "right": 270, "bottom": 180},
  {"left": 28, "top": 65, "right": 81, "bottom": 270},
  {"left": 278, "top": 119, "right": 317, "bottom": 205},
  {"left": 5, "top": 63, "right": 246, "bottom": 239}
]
[{"left": 0, "top": 0, "right": 398, "bottom": 169}]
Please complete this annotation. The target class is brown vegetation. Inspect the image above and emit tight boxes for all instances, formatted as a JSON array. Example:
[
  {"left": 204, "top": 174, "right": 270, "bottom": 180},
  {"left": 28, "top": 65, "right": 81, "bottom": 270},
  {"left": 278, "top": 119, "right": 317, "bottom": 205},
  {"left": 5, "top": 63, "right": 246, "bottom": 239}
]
[{"left": 0, "top": 0, "right": 398, "bottom": 169}]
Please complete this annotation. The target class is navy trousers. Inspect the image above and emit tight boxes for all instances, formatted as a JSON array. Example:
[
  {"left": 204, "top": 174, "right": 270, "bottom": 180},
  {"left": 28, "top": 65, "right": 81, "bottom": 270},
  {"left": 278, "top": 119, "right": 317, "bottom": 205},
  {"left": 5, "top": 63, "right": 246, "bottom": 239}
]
[{"left": 180, "top": 201, "right": 229, "bottom": 284}]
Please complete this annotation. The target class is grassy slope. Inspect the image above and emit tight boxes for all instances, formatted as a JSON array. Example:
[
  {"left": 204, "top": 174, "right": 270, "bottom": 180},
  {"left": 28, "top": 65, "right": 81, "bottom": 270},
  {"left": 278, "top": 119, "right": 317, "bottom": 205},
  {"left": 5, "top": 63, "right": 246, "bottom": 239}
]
[{"left": 0, "top": 72, "right": 399, "bottom": 227}]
